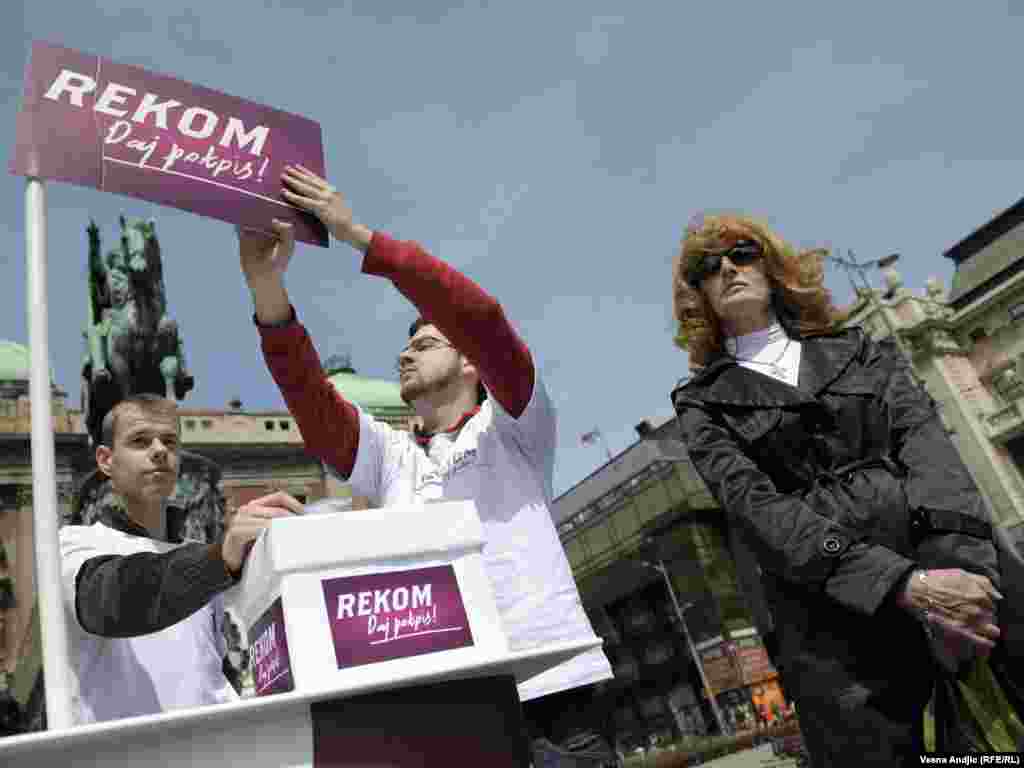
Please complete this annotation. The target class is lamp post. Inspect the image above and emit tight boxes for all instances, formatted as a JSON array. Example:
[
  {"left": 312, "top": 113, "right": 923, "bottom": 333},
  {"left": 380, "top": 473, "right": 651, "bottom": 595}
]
[
  {"left": 632, "top": 431, "right": 732, "bottom": 735},
  {"left": 637, "top": 557, "right": 730, "bottom": 736}
]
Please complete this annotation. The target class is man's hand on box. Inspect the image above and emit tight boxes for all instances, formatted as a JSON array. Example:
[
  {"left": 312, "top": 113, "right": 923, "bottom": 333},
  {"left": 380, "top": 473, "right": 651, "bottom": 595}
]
[{"left": 222, "top": 491, "right": 304, "bottom": 574}]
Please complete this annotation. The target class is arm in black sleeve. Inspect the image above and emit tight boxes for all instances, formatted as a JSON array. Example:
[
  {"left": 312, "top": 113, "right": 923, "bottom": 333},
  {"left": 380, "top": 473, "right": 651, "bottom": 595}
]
[
  {"left": 74, "top": 543, "right": 237, "bottom": 638},
  {"left": 875, "top": 338, "right": 999, "bottom": 584},
  {"left": 878, "top": 339, "right": 988, "bottom": 520},
  {"left": 676, "top": 401, "right": 916, "bottom": 616}
]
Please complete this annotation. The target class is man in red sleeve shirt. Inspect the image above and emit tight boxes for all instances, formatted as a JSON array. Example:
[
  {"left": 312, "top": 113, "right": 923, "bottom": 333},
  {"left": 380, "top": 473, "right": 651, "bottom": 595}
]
[{"left": 239, "top": 165, "right": 612, "bottom": 747}]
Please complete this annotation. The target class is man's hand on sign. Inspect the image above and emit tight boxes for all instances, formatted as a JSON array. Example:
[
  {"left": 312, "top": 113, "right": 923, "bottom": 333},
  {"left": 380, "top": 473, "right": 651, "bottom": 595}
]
[
  {"left": 221, "top": 491, "right": 304, "bottom": 575},
  {"left": 281, "top": 165, "right": 373, "bottom": 252},
  {"left": 238, "top": 220, "right": 295, "bottom": 326},
  {"left": 238, "top": 219, "right": 295, "bottom": 284}
]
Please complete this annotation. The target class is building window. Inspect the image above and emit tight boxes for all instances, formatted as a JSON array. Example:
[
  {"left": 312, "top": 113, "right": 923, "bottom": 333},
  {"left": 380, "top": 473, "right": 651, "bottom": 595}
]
[
  {"left": 0, "top": 485, "right": 17, "bottom": 509},
  {"left": 184, "top": 419, "right": 196, "bottom": 430},
  {"left": 201, "top": 419, "right": 213, "bottom": 429},
  {"left": 1006, "top": 435, "right": 1024, "bottom": 480},
  {"left": 265, "top": 421, "right": 275, "bottom": 431},
  {"left": 279, "top": 420, "right": 290, "bottom": 430}
]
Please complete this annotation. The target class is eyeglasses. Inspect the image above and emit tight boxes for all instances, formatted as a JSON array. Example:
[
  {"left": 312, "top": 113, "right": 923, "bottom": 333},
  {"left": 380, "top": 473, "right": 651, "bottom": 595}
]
[
  {"left": 686, "top": 239, "right": 763, "bottom": 288},
  {"left": 395, "top": 337, "right": 453, "bottom": 370}
]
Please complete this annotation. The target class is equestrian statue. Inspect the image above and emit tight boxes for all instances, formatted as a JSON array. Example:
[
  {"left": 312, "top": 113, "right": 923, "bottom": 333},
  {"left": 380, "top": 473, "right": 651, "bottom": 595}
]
[{"left": 81, "top": 216, "right": 194, "bottom": 447}]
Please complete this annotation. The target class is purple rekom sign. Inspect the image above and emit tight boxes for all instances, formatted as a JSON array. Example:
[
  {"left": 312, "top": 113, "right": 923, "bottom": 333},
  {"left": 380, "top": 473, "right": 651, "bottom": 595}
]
[
  {"left": 248, "top": 597, "right": 294, "bottom": 697},
  {"left": 10, "top": 41, "right": 328, "bottom": 246},
  {"left": 321, "top": 565, "right": 475, "bottom": 670}
]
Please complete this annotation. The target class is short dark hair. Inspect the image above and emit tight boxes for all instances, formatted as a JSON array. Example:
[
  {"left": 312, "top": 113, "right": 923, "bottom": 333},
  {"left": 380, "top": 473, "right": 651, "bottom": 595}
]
[
  {"left": 100, "top": 394, "right": 179, "bottom": 447},
  {"left": 408, "top": 317, "right": 487, "bottom": 405},
  {"left": 408, "top": 317, "right": 430, "bottom": 338}
]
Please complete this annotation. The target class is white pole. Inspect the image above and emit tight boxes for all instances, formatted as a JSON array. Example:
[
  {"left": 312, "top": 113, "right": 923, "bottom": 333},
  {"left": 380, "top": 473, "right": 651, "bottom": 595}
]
[{"left": 25, "top": 177, "right": 74, "bottom": 729}]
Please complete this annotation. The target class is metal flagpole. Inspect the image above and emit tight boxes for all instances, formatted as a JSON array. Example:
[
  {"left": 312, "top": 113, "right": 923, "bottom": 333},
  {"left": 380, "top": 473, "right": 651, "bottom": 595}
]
[{"left": 25, "top": 176, "right": 74, "bottom": 729}]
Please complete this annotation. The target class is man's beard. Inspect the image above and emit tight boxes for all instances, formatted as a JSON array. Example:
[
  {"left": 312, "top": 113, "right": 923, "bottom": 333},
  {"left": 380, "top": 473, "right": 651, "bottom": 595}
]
[{"left": 400, "top": 367, "right": 460, "bottom": 405}]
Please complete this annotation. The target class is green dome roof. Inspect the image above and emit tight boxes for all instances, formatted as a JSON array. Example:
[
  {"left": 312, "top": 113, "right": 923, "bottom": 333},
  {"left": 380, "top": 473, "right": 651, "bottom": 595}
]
[
  {"left": 0, "top": 341, "right": 31, "bottom": 382},
  {"left": 328, "top": 370, "right": 408, "bottom": 412}
]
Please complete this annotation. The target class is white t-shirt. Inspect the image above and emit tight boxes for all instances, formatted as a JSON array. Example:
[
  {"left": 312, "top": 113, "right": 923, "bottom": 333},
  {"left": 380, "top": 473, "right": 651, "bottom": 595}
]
[
  {"left": 336, "top": 375, "right": 612, "bottom": 701},
  {"left": 60, "top": 523, "right": 238, "bottom": 724}
]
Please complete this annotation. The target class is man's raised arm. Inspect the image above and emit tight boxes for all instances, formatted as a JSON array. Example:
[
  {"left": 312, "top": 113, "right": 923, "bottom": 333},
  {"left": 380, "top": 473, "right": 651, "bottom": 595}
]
[
  {"left": 279, "top": 166, "right": 535, "bottom": 419},
  {"left": 239, "top": 222, "right": 361, "bottom": 477}
]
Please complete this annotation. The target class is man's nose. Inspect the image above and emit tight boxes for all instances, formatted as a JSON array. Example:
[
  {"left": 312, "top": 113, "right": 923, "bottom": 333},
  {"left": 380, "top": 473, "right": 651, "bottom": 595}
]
[
  {"left": 150, "top": 440, "right": 169, "bottom": 461},
  {"left": 720, "top": 256, "right": 738, "bottom": 276}
]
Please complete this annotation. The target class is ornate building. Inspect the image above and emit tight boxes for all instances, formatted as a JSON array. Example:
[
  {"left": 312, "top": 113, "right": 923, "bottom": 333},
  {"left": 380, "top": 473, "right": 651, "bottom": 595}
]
[
  {"left": 0, "top": 342, "right": 411, "bottom": 731},
  {"left": 845, "top": 195, "right": 1024, "bottom": 527}
]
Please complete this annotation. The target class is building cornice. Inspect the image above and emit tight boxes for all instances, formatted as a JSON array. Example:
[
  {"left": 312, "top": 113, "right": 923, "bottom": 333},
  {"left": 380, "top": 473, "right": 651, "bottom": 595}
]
[
  {"left": 944, "top": 196, "right": 1024, "bottom": 265},
  {"left": 900, "top": 316, "right": 965, "bottom": 358},
  {"left": 952, "top": 266, "right": 1024, "bottom": 328},
  {"left": 950, "top": 250, "right": 1024, "bottom": 312}
]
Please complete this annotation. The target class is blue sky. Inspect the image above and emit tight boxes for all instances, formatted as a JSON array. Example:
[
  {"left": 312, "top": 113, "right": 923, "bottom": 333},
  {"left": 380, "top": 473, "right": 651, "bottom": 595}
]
[{"left": 2, "top": 2, "right": 1024, "bottom": 495}]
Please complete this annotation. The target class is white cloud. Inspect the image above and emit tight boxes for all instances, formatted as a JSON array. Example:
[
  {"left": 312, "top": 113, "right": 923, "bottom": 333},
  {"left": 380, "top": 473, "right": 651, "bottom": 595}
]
[{"left": 575, "top": 15, "right": 626, "bottom": 67}]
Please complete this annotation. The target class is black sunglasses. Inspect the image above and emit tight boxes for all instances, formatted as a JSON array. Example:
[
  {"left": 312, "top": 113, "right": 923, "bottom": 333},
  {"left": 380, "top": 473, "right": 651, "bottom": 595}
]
[{"left": 686, "top": 240, "right": 763, "bottom": 288}]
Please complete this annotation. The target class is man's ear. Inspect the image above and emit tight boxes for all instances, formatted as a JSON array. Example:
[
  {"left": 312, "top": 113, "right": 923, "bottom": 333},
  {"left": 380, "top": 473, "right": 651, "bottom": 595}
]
[{"left": 95, "top": 445, "right": 114, "bottom": 477}]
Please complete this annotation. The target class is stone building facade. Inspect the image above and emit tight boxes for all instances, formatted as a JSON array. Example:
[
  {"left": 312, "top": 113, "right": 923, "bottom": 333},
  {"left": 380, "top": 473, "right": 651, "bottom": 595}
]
[{"left": 845, "top": 196, "right": 1024, "bottom": 528}]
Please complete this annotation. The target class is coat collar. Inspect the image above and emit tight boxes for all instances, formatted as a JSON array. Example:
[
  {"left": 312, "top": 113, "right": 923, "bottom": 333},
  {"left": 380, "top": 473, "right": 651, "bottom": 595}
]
[{"left": 673, "top": 327, "right": 864, "bottom": 409}]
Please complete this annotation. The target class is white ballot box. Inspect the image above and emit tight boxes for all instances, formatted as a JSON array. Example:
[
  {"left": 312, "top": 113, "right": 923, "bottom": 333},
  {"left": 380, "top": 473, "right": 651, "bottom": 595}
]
[
  {"left": 0, "top": 499, "right": 600, "bottom": 767},
  {"left": 232, "top": 499, "right": 510, "bottom": 697}
]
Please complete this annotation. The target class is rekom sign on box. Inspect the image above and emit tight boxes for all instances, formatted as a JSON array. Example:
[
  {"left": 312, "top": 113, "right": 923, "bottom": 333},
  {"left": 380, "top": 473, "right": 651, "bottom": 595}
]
[
  {"left": 231, "top": 500, "right": 515, "bottom": 698},
  {"left": 10, "top": 40, "right": 328, "bottom": 245}
]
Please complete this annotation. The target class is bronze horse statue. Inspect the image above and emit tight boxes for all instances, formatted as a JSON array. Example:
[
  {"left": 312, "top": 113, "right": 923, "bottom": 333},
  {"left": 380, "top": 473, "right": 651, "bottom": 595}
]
[{"left": 81, "top": 217, "right": 193, "bottom": 446}]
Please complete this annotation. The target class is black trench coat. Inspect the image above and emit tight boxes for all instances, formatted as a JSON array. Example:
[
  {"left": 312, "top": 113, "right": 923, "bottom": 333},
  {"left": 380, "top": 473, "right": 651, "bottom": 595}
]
[{"left": 672, "top": 327, "right": 1021, "bottom": 764}]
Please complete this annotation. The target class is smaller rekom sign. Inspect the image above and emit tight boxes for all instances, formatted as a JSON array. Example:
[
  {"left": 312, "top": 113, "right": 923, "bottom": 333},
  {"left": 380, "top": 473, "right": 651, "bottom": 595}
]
[
  {"left": 10, "top": 41, "right": 328, "bottom": 246},
  {"left": 248, "top": 597, "right": 295, "bottom": 697},
  {"left": 321, "top": 565, "right": 475, "bottom": 670}
]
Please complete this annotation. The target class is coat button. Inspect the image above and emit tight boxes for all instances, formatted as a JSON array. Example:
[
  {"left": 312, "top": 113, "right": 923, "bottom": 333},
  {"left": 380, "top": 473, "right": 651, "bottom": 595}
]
[{"left": 822, "top": 534, "right": 844, "bottom": 555}]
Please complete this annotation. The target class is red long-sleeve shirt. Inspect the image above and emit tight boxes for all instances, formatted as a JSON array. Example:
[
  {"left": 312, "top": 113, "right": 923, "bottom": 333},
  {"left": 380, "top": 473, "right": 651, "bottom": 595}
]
[{"left": 258, "top": 232, "right": 535, "bottom": 476}]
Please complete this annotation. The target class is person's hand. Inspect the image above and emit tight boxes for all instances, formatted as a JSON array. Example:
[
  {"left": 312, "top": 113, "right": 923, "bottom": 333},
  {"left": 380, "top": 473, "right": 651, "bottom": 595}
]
[
  {"left": 238, "top": 219, "right": 295, "bottom": 287},
  {"left": 280, "top": 165, "right": 371, "bottom": 250},
  {"left": 221, "top": 491, "right": 303, "bottom": 574},
  {"left": 900, "top": 568, "right": 1002, "bottom": 657}
]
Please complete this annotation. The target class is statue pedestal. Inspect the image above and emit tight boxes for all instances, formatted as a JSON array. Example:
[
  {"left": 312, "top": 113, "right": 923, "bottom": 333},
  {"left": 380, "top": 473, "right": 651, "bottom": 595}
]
[{"left": 76, "top": 450, "right": 226, "bottom": 544}]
